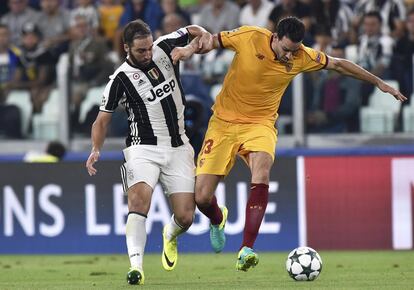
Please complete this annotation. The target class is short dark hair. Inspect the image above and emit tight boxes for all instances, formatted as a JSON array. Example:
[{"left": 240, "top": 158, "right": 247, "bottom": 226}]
[
  {"left": 364, "top": 11, "right": 382, "bottom": 23},
  {"left": 276, "top": 17, "right": 305, "bottom": 43},
  {"left": 46, "top": 141, "right": 66, "bottom": 160},
  {"left": 123, "top": 19, "right": 151, "bottom": 46}
]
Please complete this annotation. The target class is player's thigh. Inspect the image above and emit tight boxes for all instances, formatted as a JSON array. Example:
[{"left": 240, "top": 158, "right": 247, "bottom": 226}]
[
  {"left": 247, "top": 151, "right": 274, "bottom": 184},
  {"left": 196, "top": 116, "right": 240, "bottom": 176},
  {"left": 238, "top": 123, "right": 277, "bottom": 162},
  {"left": 159, "top": 143, "right": 195, "bottom": 196},
  {"left": 121, "top": 146, "right": 162, "bottom": 213}
]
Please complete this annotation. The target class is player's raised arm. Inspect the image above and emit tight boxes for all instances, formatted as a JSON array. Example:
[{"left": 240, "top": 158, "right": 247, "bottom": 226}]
[
  {"left": 86, "top": 111, "right": 112, "bottom": 176},
  {"left": 325, "top": 56, "right": 407, "bottom": 102},
  {"left": 170, "top": 32, "right": 220, "bottom": 64}
]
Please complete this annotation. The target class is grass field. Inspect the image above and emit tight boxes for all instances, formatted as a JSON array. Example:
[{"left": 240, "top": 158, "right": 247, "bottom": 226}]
[{"left": 0, "top": 251, "right": 413, "bottom": 289}]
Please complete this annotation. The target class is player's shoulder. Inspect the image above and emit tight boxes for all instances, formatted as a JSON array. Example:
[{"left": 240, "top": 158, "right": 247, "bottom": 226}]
[
  {"left": 108, "top": 61, "right": 133, "bottom": 80},
  {"left": 299, "top": 44, "right": 325, "bottom": 63},
  {"left": 222, "top": 26, "right": 272, "bottom": 37}
]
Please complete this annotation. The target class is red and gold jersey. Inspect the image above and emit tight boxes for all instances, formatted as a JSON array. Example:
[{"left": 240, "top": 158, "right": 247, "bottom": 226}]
[{"left": 215, "top": 26, "right": 328, "bottom": 127}]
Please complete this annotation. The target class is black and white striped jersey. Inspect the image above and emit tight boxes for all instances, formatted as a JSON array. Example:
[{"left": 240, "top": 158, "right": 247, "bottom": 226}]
[{"left": 100, "top": 28, "right": 190, "bottom": 147}]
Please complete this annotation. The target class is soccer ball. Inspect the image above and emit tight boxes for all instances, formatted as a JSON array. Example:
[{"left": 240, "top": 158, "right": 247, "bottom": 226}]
[{"left": 286, "top": 246, "right": 322, "bottom": 281}]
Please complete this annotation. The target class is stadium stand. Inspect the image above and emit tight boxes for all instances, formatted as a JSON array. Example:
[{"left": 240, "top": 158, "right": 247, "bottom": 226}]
[
  {"left": 360, "top": 80, "right": 401, "bottom": 133},
  {"left": 5, "top": 90, "right": 32, "bottom": 137}
]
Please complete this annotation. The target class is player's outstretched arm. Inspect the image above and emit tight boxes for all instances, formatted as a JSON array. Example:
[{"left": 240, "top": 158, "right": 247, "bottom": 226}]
[
  {"left": 86, "top": 111, "right": 112, "bottom": 176},
  {"left": 325, "top": 56, "right": 407, "bottom": 102},
  {"left": 171, "top": 33, "right": 220, "bottom": 64}
]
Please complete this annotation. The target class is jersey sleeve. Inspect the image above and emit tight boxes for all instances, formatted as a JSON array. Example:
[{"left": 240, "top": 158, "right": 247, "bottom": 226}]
[
  {"left": 218, "top": 26, "right": 256, "bottom": 52},
  {"left": 300, "top": 46, "right": 328, "bottom": 72},
  {"left": 100, "top": 74, "right": 125, "bottom": 113},
  {"left": 155, "top": 28, "right": 190, "bottom": 52}
]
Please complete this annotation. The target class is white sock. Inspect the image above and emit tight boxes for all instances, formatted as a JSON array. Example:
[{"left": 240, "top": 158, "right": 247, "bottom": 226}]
[
  {"left": 126, "top": 213, "right": 146, "bottom": 271},
  {"left": 165, "top": 215, "right": 187, "bottom": 241}
]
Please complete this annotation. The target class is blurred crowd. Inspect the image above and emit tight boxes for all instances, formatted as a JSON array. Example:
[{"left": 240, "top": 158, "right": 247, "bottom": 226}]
[{"left": 1, "top": 0, "right": 414, "bottom": 143}]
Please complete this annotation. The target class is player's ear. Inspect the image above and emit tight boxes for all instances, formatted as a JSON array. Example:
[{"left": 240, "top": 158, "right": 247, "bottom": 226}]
[{"left": 124, "top": 44, "right": 129, "bottom": 54}]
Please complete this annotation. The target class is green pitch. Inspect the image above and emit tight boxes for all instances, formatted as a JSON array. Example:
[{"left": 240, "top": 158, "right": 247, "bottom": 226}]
[{"left": 0, "top": 251, "right": 413, "bottom": 289}]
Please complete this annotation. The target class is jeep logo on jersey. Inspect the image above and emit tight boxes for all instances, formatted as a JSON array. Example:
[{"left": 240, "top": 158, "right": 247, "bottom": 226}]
[{"left": 147, "top": 78, "right": 176, "bottom": 103}]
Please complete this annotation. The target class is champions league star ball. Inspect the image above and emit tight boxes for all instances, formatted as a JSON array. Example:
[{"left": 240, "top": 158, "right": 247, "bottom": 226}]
[{"left": 286, "top": 246, "right": 322, "bottom": 281}]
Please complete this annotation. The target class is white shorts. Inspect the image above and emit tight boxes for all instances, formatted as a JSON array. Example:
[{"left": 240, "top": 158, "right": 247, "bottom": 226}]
[{"left": 120, "top": 143, "right": 195, "bottom": 196}]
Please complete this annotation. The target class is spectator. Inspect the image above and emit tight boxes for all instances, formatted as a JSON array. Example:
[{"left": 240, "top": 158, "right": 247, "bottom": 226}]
[
  {"left": 312, "top": 26, "right": 333, "bottom": 54},
  {"left": 197, "top": 0, "right": 240, "bottom": 34},
  {"left": 352, "top": 0, "right": 406, "bottom": 39},
  {"left": 160, "top": 0, "right": 191, "bottom": 25},
  {"left": 68, "top": 14, "right": 113, "bottom": 133},
  {"left": 357, "top": 11, "right": 394, "bottom": 105},
  {"left": 36, "top": 0, "right": 71, "bottom": 62},
  {"left": 161, "top": 13, "right": 186, "bottom": 35},
  {"left": 98, "top": 0, "right": 124, "bottom": 48},
  {"left": 9, "top": 22, "right": 55, "bottom": 113},
  {"left": 119, "top": 0, "right": 163, "bottom": 32},
  {"left": 115, "top": 0, "right": 164, "bottom": 58},
  {"left": 392, "top": 8, "right": 414, "bottom": 130},
  {"left": 306, "top": 45, "right": 361, "bottom": 133},
  {"left": 0, "top": 24, "right": 22, "bottom": 139},
  {"left": 0, "top": 24, "right": 20, "bottom": 97},
  {"left": 155, "top": 0, "right": 191, "bottom": 38},
  {"left": 310, "top": 0, "right": 353, "bottom": 45},
  {"left": 0, "top": 0, "right": 40, "bottom": 45},
  {"left": 267, "top": 0, "right": 311, "bottom": 33},
  {"left": 239, "top": 0, "right": 274, "bottom": 28},
  {"left": 392, "top": 8, "right": 414, "bottom": 97},
  {"left": 70, "top": 0, "right": 99, "bottom": 34}
]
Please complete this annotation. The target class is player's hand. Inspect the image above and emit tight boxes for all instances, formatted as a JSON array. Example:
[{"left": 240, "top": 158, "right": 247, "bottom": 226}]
[
  {"left": 378, "top": 81, "right": 407, "bottom": 102},
  {"left": 171, "top": 47, "right": 193, "bottom": 65},
  {"left": 198, "top": 32, "right": 213, "bottom": 53},
  {"left": 86, "top": 151, "right": 100, "bottom": 176}
]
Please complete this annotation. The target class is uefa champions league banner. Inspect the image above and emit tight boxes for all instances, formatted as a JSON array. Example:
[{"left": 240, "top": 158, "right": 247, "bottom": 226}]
[{"left": 0, "top": 158, "right": 299, "bottom": 254}]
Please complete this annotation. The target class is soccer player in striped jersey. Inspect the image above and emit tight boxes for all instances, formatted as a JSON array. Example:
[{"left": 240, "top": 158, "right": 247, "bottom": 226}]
[
  {"left": 85, "top": 19, "right": 212, "bottom": 285},
  {"left": 172, "top": 16, "right": 407, "bottom": 271}
]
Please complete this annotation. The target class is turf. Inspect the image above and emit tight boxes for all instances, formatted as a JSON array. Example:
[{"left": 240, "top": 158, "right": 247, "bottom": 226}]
[{"left": 0, "top": 251, "right": 413, "bottom": 289}]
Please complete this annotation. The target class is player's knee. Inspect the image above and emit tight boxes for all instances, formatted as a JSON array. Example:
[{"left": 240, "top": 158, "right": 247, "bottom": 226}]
[
  {"left": 195, "top": 191, "right": 213, "bottom": 208},
  {"left": 175, "top": 213, "right": 193, "bottom": 229},
  {"left": 252, "top": 168, "right": 271, "bottom": 184}
]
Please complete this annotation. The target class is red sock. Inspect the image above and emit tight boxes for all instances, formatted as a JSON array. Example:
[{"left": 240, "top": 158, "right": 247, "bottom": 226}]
[
  {"left": 197, "top": 195, "right": 223, "bottom": 225},
  {"left": 241, "top": 183, "right": 269, "bottom": 249}
]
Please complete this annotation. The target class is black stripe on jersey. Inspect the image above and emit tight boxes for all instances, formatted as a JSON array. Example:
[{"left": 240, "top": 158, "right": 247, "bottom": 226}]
[
  {"left": 117, "top": 71, "right": 157, "bottom": 146},
  {"left": 160, "top": 97, "right": 184, "bottom": 147},
  {"left": 142, "top": 61, "right": 184, "bottom": 147},
  {"left": 106, "top": 76, "right": 124, "bottom": 111},
  {"left": 157, "top": 40, "right": 186, "bottom": 106}
]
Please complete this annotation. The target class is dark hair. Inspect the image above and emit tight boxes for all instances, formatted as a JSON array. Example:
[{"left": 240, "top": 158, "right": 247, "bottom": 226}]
[
  {"left": 408, "top": 8, "right": 414, "bottom": 17},
  {"left": 46, "top": 141, "right": 66, "bottom": 160},
  {"left": 276, "top": 17, "right": 305, "bottom": 43},
  {"left": 0, "top": 24, "right": 8, "bottom": 30},
  {"left": 363, "top": 11, "right": 382, "bottom": 23},
  {"left": 123, "top": 19, "right": 151, "bottom": 46}
]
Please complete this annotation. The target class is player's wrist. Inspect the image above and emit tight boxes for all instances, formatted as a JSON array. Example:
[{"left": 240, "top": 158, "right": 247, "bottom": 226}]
[{"left": 91, "top": 148, "right": 100, "bottom": 155}]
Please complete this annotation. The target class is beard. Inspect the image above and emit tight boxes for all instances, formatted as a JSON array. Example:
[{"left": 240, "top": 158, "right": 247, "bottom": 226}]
[{"left": 129, "top": 49, "right": 151, "bottom": 69}]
